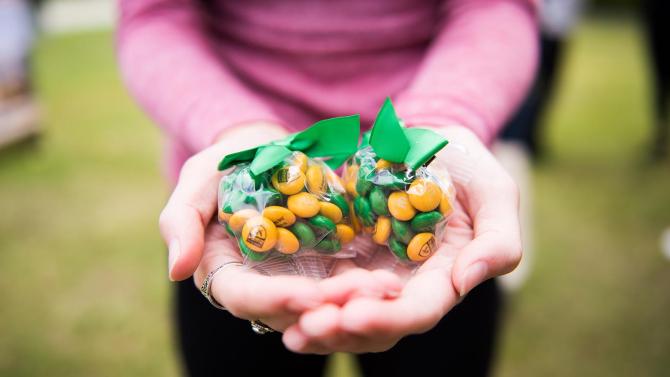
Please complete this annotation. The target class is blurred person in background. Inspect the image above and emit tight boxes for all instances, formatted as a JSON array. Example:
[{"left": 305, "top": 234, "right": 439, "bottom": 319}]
[
  {"left": 0, "top": 0, "right": 40, "bottom": 148},
  {"left": 642, "top": 0, "right": 669, "bottom": 160},
  {"left": 118, "top": 0, "right": 538, "bottom": 376},
  {"left": 496, "top": 0, "right": 583, "bottom": 292}
]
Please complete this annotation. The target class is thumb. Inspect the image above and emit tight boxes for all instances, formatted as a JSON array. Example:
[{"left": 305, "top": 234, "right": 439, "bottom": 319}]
[{"left": 159, "top": 156, "right": 220, "bottom": 281}]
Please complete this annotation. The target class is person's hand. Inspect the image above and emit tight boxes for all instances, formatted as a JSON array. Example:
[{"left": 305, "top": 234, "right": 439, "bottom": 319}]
[
  {"left": 159, "top": 121, "right": 401, "bottom": 331},
  {"left": 282, "top": 125, "right": 523, "bottom": 353},
  {"left": 161, "top": 121, "right": 328, "bottom": 330}
]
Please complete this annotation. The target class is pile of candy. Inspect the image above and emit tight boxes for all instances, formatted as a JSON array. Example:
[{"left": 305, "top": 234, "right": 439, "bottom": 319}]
[
  {"left": 218, "top": 152, "right": 356, "bottom": 262},
  {"left": 216, "top": 99, "right": 456, "bottom": 272},
  {"left": 343, "top": 147, "right": 453, "bottom": 262}
]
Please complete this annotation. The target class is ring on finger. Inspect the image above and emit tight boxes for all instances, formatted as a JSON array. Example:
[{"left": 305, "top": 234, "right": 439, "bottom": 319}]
[
  {"left": 250, "top": 320, "right": 275, "bottom": 335},
  {"left": 199, "top": 261, "right": 243, "bottom": 310}
]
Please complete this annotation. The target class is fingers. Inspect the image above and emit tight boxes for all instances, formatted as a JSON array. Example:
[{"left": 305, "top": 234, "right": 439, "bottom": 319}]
[
  {"left": 200, "top": 244, "right": 324, "bottom": 320},
  {"left": 160, "top": 154, "right": 221, "bottom": 281},
  {"left": 283, "top": 246, "right": 459, "bottom": 354},
  {"left": 340, "top": 260, "right": 457, "bottom": 338},
  {"left": 318, "top": 268, "right": 403, "bottom": 306},
  {"left": 452, "top": 150, "right": 523, "bottom": 296}
]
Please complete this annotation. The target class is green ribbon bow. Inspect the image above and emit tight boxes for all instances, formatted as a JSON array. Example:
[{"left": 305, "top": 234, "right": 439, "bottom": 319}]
[
  {"left": 365, "top": 98, "right": 448, "bottom": 170},
  {"left": 218, "top": 115, "right": 360, "bottom": 176}
]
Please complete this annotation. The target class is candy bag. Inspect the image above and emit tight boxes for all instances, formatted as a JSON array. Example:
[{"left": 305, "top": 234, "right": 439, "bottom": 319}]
[
  {"left": 217, "top": 116, "right": 360, "bottom": 277},
  {"left": 343, "top": 99, "right": 456, "bottom": 265}
]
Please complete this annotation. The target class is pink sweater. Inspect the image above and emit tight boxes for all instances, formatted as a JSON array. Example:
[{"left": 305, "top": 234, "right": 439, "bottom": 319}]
[{"left": 117, "top": 0, "right": 538, "bottom": 180}]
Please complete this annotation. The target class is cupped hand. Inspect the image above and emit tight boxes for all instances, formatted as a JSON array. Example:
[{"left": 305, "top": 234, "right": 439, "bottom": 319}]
[
  {"left": 159, "top": 121, "right": 402, "bottom": 331},
  {"left": 282, "top": 125, "right": 523, "bottom": 353}
]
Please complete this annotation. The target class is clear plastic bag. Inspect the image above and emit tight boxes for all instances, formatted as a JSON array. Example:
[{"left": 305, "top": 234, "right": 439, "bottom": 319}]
[
  {"left": 218, "top": 151, "right": 357, "bottom": 277},
  {"left": 343, "top": 146, "right": 456, "bottom": 265}
]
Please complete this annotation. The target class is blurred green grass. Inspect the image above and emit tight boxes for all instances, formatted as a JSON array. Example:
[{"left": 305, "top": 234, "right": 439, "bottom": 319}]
[{"left": 0, "top": 14, "right": 669, "bottom": 377}]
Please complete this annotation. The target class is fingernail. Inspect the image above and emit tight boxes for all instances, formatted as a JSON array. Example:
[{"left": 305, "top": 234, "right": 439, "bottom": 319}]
[
  {"left": 459, "top": 261, "right": 488, "bottom": 297},
  {"left": 168, "top": 239, "right": 180, "bottom": 281},
  {"left": 283, "top": 329, "right": 306, "bottom": 352}
]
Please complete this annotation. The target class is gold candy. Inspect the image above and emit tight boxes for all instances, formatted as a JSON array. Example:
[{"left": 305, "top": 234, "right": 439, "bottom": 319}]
[
  {"left": 319, "top": 202, "right": 343, "bottom": 223},
  {"left": 349, "top": 201, "right": 361, "bottom": 233},
  {"left": 271, "top": 165, "right": 306, "bottom": 195},
  {"left": 375, "top": 159, "right": 393, "bottom": 171},
  {"left": 388, "top": 191, "right": 416, "bottom": 221},
  {"left": 407, "top": 232, "right": 436, "bottom": 262},
  {"left": 407, "top": 178, "right": 442, "bottom": 212},
  {"left": 439, "top": 194, "right": 453, "bottom": 217},
  {"left": 228, "top": 208, "right": 260, "bottom": 233},
  {"left": 336, "top": 224, "right": 355, "bottom": 244},
  {"left": 287, "top": 192, "right": 320, "bottom": 218},
  {"left": 218, "top": 210, "right": 231, "bottom": 223},
  {"left": 241, "top": 216, "right": 277, "bottom": 252},
  {"left": 344, "top": 164, "right": 359, "bottom": 197},
  {"left": 275, "top": 228, "right": 300, "bottom": 254},
  {"left": 306, "top": 165, "right": 327, "bottom": 196},
  {"left": 292, "top": 152, "right": 309, "bottom": 173},
  {"left": 372, "top": 216, "right": 391, "bottom": 245},
  {"left": 262, "top": 206, "right": 296, "bottom": 227}
]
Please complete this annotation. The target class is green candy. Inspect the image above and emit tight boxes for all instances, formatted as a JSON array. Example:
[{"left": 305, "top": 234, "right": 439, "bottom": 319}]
[
  {"left": 410, "top": 211, "right": 444, "bottom": 232},
  {"left": 329, "top": 192, "right": 350, "bottom": 217},
  {"left": 388, "top": 237, "right": 409, "bottom": 261},
  {"left": 315, "top": 237, "right": 341, "bottom": 253},
  {"left": 369, "top": 186, "right": 389, "bottom": 216},
  {"left": 354, "top": 196, "right": 375, "bottom": 227},
  {"left": 238, "top": 239, "right": 268, "bottom": 261},
  {"left": 290, "top": 222, "right": 317, "bottom": 248},
  {"left": 355, "top": 165, "right": 375, "bottom": 197},
  {"left": 355, "top": 178, "right": 373, "bottom": 198},
  {"left": 391, "top": 218, "right": 414, "bottom": 244},
  {"left": 309, "top": 215, "right": 337, "bottom": 233},
  {"left": 224, "top": 190, "right": 257, "bottom": 212},
  {"left": 258, "top": 187, "right": 283, "bottom": 207}
]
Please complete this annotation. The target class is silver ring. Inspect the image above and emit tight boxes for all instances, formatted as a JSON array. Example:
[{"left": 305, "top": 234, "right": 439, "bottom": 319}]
[
  {"left": 199, "top": 261, "right": 243, "bottom": 310},
  {"left": 250, "top": 320, "right": 275, "bottom": 335}
]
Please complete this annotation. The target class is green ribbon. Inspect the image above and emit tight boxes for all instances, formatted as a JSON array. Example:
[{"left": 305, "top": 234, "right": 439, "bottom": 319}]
[
  {"left": 218, "top": 115, "right": 360, "bottom": 175},
  {"left": 366, "top": 98, "right": 448, "bottom": 170}
]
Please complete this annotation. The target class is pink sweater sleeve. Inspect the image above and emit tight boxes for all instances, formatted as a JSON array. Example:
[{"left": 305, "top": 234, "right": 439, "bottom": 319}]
[
  {"left": 395, "top": 0, "right": 539, "bottom": 144},
  {"left": 116, "top": 0, "right": 282, "bottom": 153}
]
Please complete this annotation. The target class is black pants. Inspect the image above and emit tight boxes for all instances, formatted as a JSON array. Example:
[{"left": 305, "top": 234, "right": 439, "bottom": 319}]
[{"left": 175, "top": 278, "right": 502, "bottom": 377}]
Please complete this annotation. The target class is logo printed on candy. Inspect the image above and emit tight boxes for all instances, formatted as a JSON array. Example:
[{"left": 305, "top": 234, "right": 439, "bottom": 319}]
[{"left": 246, "top": 225, "right": 268, "bottom": 248}]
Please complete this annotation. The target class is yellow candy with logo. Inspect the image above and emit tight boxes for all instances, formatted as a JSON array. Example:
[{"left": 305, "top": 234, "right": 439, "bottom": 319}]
[
  {"left": 241, "top": 216, "right": 277, "bottom": 252},
  {"left": 407, "top": 232, "right": 436, "bottom": 262},
  {"left": 292, "top": 152, "right": 309, "bottom": 173},
  {"left": 228, "top": 208, "right": 260, "bottom": 233},
  {"left": 407, "top": 178, "right": 442, "bottom": 212},
  {"left": 262, "top": 206, "right": 296, "bottom": 227},
  {"left": 336, "top": 224, "right": 355, "bottom": 244},
  {"left": 372, "top": 216, "right": 391, "bottom": 245},
  {"left": 287, "top": 192, "right": 320, "bottom": 218},
  {"left": 306, "top": 165, "right": 327, "bottom": 196},
  {"left": 439, "top": 194, "right": 453, "bottom": 217},
  {"left": 319, "top": 202, "right": 343, "bottom": 223},
  {"left": 275, "top": 228, "right": 300, "bottom": 254},
  {"left": 271, "top": 165, "right": 306, "bottom": 195},
  {"left": 388, "top": 192, "right": 416, "bottom": 221}
]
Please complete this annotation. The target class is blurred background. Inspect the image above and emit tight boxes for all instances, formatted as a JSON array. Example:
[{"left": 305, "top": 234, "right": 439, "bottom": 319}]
[{"left": 0, "top": 0, "right": 669, "bottom": 376}]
